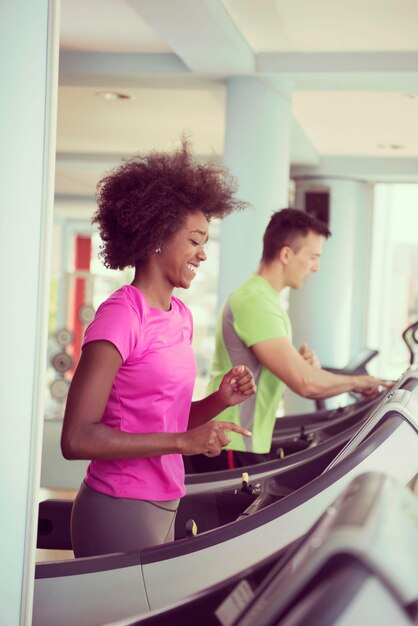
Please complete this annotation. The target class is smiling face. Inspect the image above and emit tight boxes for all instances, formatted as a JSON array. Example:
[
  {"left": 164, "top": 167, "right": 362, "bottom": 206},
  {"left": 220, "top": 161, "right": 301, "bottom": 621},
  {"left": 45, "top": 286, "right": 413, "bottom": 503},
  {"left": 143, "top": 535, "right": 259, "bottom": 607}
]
[
  {"left": 283, "top": 230, "right": 324, "bottom": 289},
  {"left": 158, "top": 210, "right": 209, "bottom": 289}
]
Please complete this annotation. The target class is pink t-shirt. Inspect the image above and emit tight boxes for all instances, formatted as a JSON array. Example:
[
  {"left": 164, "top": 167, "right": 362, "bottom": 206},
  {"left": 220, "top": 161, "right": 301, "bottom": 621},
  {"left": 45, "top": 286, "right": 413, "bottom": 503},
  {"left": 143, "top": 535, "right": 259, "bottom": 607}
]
[{"left": 82, "top": 285, "right": 196, "bottom": 500}]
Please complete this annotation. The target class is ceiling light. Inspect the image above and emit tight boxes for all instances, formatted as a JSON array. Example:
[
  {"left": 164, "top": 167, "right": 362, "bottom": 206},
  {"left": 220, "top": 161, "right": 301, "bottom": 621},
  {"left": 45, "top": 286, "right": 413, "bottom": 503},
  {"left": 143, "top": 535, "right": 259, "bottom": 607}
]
[
  {"left": 376, "top": 144, "right": 404, "bottom": 151},
  {"left": 96, "top": 91, "right": 135, "bottom": 101}
]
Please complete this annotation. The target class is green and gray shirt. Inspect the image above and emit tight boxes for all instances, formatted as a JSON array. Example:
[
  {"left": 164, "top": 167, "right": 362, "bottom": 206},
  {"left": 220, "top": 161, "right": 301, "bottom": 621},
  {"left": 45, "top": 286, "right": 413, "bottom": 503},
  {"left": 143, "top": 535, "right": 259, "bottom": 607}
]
[{"left": 207, "top": 275, "right": 292, "bottom": 453}]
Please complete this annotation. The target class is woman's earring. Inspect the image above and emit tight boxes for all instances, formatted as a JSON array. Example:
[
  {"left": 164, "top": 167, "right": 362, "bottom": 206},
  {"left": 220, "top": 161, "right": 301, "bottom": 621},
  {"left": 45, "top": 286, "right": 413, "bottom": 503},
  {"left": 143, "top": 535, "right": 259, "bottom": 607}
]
[{"left": 155, "top": 247, "right": 161, "bottom": 254}]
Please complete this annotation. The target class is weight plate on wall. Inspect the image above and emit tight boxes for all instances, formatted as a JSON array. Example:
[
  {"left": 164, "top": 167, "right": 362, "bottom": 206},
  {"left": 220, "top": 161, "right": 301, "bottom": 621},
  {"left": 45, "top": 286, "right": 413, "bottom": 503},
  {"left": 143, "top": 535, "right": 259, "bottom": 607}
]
[
  {"left": 78, "top": 304, "right": 95, "bottom": 325},
  {"left": 55, "top": 328, "right": 73, "bottom": 347},
  {"left": 50, "top": 378, "right": 70, "bottom": 401},
  {"left": 51, "top": 351, "right": 73, "bottom": 373}
]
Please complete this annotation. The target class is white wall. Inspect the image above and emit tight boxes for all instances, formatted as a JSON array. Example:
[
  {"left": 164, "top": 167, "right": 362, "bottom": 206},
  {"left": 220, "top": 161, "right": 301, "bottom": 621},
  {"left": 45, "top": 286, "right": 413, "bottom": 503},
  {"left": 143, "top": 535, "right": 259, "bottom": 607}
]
[{"left": 0, "top": 1, "right": 59, "bottom": 623}]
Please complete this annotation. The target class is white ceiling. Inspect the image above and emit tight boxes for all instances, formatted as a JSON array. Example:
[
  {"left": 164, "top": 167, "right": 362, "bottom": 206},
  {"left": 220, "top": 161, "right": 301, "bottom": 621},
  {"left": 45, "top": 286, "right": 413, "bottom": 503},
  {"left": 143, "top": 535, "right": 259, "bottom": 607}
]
[
  {"left": 224, "top": 0, "right": 418, "bottom": 53},
  {"left": 60, "top": 0, "right": 170, "bottom": 52},
  {"left": 292, "top": 92, "right": 418, "bottom": 156},
  {"left": 56, "top": 0, "right": 418, "bottom": 199}
]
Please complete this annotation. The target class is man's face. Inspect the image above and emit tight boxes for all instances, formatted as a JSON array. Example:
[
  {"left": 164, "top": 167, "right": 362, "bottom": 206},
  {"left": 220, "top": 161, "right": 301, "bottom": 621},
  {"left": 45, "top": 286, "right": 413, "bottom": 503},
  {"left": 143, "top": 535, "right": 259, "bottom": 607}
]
[{"left": 285, "top": 231, "right": 324, "bottom": 289}]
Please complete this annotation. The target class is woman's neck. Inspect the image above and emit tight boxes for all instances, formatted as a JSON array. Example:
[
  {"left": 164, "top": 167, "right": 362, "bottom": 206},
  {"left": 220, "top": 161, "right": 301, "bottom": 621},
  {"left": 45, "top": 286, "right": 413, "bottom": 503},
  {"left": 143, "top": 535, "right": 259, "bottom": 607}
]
[{"left": 131, "top": 266, "right": 173, "bottom": 311}]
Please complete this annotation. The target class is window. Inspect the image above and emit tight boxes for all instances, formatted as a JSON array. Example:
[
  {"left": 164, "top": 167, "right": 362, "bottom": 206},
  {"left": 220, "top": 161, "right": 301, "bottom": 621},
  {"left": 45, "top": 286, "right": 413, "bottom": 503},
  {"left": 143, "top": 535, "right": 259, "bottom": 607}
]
[{"left": 368, "top": 185, "right": 418, "bottom": 379}]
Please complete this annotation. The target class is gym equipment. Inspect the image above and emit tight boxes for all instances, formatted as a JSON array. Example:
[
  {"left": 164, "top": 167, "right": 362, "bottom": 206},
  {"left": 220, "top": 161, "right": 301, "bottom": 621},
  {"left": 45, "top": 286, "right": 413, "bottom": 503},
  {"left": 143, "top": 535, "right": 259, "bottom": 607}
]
[
  {"left": 33, "top": 377, "right": 418, "bottom": 626},
  {"left": 36, "top": 366, "right": 417, "bottom": 548},
  {"left": 100, "top": 472, "right": 418, "bottom": 626},
  {"left": 402, "top": 320, "right": 418, "bottom": 365},
  {"left": 234, "top": 472, "right": 418, "bottom": 626},
  {"left": 270, "top": 392, "right": 382, "bottom": 457},
  {"left": 37, "top": 412, "right": 366, "bottom": 549}
]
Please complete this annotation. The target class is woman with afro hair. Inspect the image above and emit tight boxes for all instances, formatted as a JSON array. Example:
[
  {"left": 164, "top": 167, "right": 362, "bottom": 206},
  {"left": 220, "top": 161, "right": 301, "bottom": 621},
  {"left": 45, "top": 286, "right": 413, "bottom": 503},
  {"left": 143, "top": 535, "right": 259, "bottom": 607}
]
[{"left": 61, "top": 141, "right": 256, "bottom": 557}]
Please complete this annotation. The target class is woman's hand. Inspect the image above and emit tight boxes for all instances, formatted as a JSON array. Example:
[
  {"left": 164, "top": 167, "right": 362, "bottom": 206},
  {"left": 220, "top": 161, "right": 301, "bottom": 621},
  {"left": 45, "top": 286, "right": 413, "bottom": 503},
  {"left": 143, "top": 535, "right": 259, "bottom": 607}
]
[
  {"left": 187, "top": 367, "right": 256, "bottom": 429},
  {"left": 218, "top": 365, "right": 257, "bottom": 407},
  {"left": 179, "top": 420, "right": 251, "bottom": 457}
]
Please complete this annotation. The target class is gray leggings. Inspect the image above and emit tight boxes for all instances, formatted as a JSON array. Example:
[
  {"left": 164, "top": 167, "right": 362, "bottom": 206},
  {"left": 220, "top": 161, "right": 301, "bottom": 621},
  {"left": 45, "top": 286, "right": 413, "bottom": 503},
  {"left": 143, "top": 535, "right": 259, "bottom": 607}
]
[{"left": 71, "top": 481, "right": 179, "bottom": 558}]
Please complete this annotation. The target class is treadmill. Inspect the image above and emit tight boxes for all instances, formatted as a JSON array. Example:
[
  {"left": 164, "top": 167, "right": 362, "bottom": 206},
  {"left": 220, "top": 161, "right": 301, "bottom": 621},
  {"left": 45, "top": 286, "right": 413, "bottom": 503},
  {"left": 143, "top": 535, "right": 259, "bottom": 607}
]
[
  {"left": 33, "top": 381, "right": 418, "bottom": 626},
  {"left": 233, "top": 471, "right": 418, "bottom": 626},
  {"left": 269, "top": 392, "right": 381, "bottom": 457},
  {"left": 36, "top": 366, "right": 418, "bottom": 549},
  {"left": 185, "top": 364, "right": 418, "bottom": 494},
  {"left": 38, "top": 349, "right": 380, "bottom": 492},
  {"left": 37, "top": 412, "right": 369, "bottom": 549},
  {"left": 402, "top": 319, "right": 418, "bottom": 366},
  {"left": 100, "top": 471, "right": 418, "bottom": 626}
]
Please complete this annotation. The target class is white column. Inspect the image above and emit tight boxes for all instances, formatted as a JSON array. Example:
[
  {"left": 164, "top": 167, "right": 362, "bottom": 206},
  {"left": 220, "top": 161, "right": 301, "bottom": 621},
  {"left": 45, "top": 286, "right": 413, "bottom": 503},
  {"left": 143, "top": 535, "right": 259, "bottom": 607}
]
[
  {"left": 285, "top": 176, "right": 373, "bottom": 413},
  {"left": 218, "top": 77, "right": 293, "bottom": 309},
  {"left": 0, "top": 1, "right": 59, "bottom": 624}
]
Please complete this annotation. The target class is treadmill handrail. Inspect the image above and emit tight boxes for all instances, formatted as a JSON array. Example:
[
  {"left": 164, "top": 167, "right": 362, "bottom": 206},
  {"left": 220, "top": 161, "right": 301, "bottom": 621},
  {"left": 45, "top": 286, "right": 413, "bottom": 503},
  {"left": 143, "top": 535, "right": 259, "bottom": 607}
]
[
  {"left": 402, "top": 320, "right": 418, "bottom": 365},
  {"left": 325, "top": 389, "right": 418, "bottom": 470}
]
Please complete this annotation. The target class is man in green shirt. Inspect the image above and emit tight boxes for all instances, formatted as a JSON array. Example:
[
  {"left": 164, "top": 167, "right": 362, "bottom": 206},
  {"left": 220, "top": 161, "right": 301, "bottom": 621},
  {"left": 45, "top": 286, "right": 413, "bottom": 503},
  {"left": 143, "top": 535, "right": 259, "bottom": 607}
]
[{"left": 190, "top": 208, "right": 390, "bottom": 472}]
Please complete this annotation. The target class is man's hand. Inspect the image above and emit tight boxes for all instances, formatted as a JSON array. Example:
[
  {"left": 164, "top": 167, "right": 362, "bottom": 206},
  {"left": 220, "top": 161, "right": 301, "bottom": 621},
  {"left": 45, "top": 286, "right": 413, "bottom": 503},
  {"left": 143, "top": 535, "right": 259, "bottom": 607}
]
[
  {"left": 353, "top": 376, "right": 393, "bottom": 398},
  {"left": 299, "top": 343, "right": 321, "bottom": 369},
  {"left": 218, "top": 365, "right": 257, "bottom": 408},
  {"left": 179, "top": 421, "right": 251, "bottom": 457}
]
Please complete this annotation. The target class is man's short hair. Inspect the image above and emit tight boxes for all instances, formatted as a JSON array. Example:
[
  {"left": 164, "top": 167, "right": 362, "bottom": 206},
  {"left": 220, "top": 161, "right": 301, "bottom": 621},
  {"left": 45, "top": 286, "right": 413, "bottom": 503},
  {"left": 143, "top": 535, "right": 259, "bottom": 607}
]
[{"left": 262, "top": 208, "right": 331, "bottom": 262}]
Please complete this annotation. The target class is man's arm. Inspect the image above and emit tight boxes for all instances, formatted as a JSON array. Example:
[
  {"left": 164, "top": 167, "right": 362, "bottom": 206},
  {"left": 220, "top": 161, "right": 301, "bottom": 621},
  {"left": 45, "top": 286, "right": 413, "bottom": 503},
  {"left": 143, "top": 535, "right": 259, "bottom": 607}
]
[
  {"left": 299, "top": 343, "right": 321, "bottom": 368},
  {"left": 252, "top": 336, "right": 389, "bottom": 399}
]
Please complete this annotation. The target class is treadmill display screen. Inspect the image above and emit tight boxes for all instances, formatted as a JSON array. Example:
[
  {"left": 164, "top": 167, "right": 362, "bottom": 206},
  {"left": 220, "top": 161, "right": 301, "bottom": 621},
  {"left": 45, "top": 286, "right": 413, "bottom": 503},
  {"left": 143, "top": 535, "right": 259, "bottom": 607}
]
[{"left": 400, "top": 378, "right": 418, "bottom": 395}]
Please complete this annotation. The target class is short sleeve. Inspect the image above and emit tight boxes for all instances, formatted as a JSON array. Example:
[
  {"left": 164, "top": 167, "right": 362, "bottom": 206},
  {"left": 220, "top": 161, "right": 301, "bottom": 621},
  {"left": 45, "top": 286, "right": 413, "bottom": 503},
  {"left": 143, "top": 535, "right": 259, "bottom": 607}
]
[
  {"left": 231, "top": 292, "right": 289, "bottom": 348},
  {"left": 82, "top": 297, "right": 140, "bottom": 362}
]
